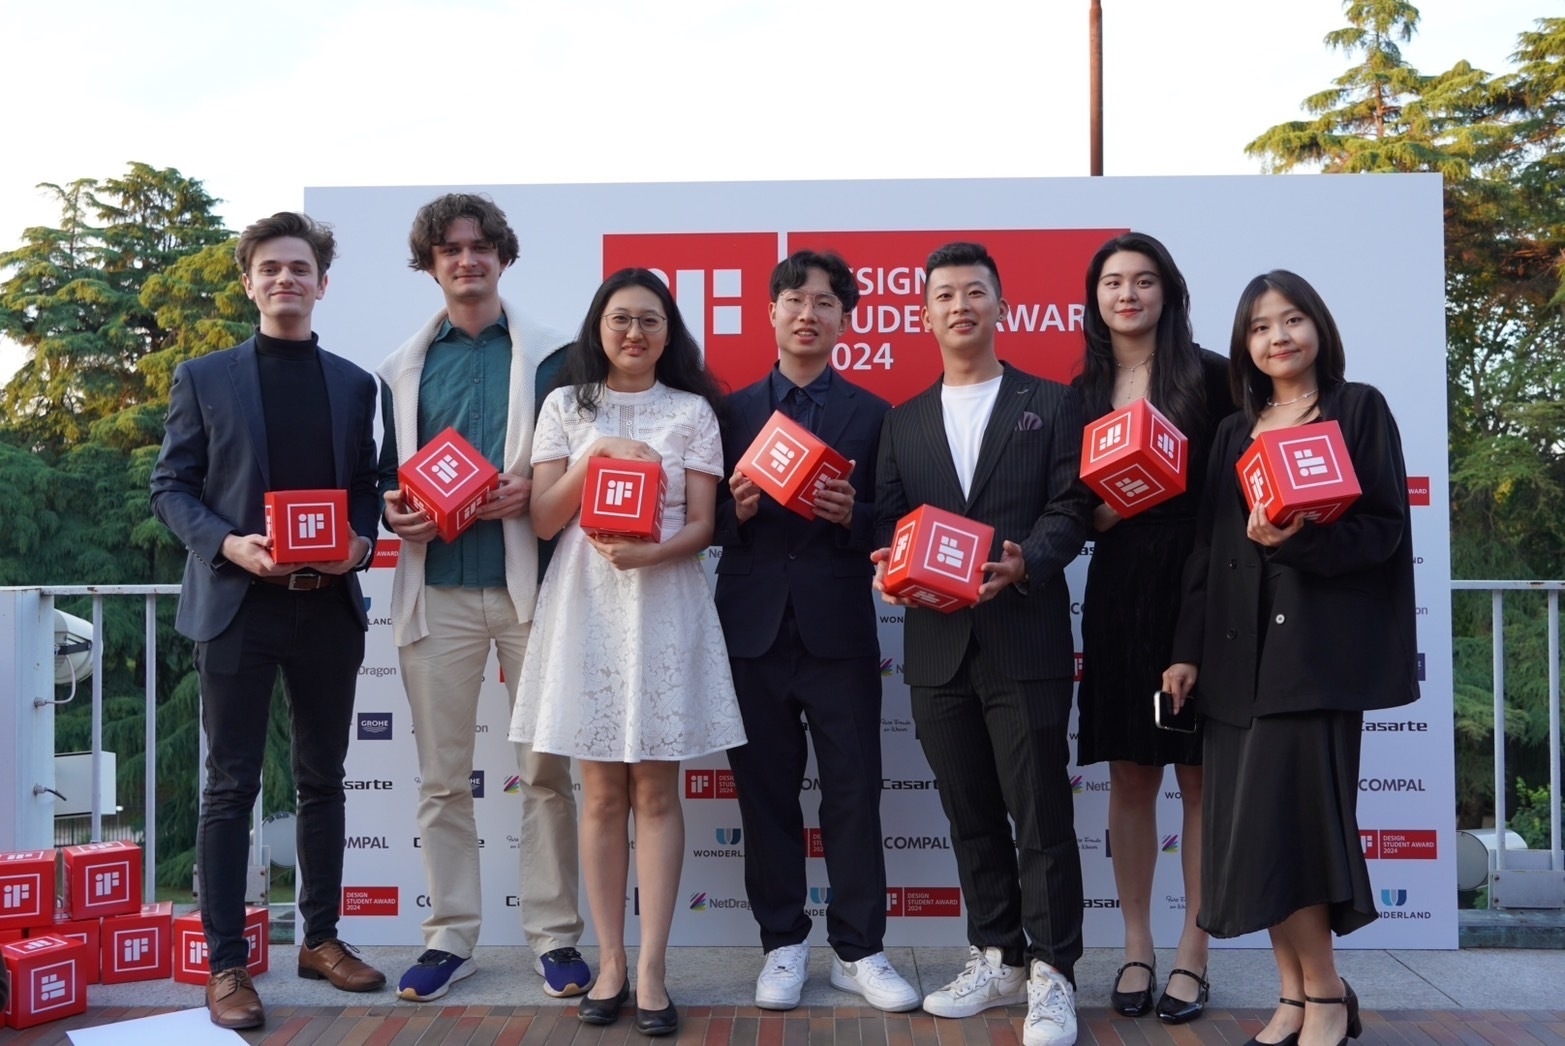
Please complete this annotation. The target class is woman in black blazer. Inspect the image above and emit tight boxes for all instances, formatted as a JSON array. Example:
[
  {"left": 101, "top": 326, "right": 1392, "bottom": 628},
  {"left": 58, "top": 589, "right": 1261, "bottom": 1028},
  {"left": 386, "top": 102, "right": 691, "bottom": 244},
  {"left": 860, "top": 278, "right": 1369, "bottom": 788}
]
[{"left": 1163, "top": 271, "right": 1419, "bottom": 1046}]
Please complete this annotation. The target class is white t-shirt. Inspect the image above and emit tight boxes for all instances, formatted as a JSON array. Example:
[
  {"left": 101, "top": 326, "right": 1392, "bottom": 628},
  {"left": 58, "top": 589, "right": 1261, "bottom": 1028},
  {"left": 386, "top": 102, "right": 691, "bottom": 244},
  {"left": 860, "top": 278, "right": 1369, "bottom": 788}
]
[{"left": 941, "top": 375, "right": 1004, "bottom": 499}]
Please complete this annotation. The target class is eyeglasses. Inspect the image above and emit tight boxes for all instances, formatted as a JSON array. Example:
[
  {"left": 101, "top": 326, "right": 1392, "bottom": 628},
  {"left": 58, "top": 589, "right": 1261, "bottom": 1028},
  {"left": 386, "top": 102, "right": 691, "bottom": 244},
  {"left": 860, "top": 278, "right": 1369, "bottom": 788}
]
[
  {"left": 776, "top": 292, "right": 843, "bottom": 315},
  {"left": 605, "top": 313, "right": 666, "bottom": 334}
]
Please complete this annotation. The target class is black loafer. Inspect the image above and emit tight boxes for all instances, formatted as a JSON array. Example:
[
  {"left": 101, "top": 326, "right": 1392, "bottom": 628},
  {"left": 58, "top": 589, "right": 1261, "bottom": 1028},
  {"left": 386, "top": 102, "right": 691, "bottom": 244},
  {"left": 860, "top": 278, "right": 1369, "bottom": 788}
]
[
  {"left": 577, "top": 979, "right": 629, "bottom": 1024},
  {"left": 1110, "top": 960, "right": 1155, "bottom": 1017},
  {"left": 634, "top": 996, "right": 679, "bottom": 1037},
  {"left": 1155, "top": 967, "right": 1209, "bottom": 1024}
]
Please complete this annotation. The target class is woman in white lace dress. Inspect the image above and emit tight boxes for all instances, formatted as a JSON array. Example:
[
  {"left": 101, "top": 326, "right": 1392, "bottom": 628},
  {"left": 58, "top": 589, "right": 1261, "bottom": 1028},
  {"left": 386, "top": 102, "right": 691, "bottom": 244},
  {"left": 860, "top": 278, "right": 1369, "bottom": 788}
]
[{"left": 510, "top": 268, "right": 744, "bottom": 1035}]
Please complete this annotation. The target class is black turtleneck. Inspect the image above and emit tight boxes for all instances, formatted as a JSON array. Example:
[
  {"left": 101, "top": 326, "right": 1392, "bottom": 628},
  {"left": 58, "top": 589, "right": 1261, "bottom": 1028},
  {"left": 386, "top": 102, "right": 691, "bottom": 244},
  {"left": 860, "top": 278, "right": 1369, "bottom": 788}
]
[{"left": 255, "top": 331, "right": 334, "bottom": 492}]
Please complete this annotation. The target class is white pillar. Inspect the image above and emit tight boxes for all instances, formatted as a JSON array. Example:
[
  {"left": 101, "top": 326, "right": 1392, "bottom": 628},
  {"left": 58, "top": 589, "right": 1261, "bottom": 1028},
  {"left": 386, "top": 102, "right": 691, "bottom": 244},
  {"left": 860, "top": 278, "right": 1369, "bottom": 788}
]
[{"left": 0, "top": 588, "right": 58, "bottom": 850}]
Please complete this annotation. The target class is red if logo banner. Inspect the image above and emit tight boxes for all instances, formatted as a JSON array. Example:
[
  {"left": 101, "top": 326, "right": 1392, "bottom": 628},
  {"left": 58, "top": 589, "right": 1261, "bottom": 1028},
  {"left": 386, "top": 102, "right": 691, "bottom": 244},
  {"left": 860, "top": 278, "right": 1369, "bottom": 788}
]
[{"left": 604, "top": 228, "right": 1124, "bottom": 406}]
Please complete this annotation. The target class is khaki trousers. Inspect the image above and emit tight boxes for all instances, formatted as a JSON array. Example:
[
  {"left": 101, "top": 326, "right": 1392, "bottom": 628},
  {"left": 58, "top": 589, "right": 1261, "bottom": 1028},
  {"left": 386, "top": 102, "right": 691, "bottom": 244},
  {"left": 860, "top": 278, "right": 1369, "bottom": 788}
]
[{"left": 399, "top": 586, "right": 582, "bottom": 958}]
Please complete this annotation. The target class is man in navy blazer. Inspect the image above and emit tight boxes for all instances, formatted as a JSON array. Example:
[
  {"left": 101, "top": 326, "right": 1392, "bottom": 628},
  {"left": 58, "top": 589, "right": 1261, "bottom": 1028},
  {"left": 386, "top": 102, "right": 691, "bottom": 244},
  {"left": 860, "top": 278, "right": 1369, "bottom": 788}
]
[
  {"left": 714, "top": 251, "right": 916, "bottom": 1013},
  {"left": 150, "top": 213, "right": 385, "bottom": 1030},
  {"left": 872, "top": 243, "right": 1091, "bottom": 1045}
]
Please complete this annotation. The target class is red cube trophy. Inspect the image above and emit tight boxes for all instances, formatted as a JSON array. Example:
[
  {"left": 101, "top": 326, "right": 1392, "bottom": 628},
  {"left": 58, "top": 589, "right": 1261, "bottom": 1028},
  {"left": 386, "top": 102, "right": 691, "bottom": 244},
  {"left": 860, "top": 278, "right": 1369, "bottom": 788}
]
[
  {"left": 882, "top": 505, "right": 996, "bottom": 612},
  {"left": 1079, "top": 399, "right": 1188, "bottom": 518},
  {"left": 62, "top": 840, "right": 141, "bottom": 921},
  {"left": 737, "top": 411, "right": 852, "bottom": 520},
  {"left": 0, "top": 850, "right": 55, "bottom": 931},
  {"left": 398, "top": 426, "right": 501, "bottom": 543},
  {"left": 579, "top": 458, "right": 667, "bottom": 541},
  {"left": 2, "top": 935, "right": 88, "bottom": 1030},
  {"left": 264, "top": 489, "right": 350, "bottom": 564},
  {"left": 43, "top": 909, "right": 101, "bottom": 984},
  {"left": 173, "top": 906, "right": 269, "bottom": 985},
  {"left": 1237, "top": 420, "right": 1362, "bottom": 526},
  {"left": 100, "top": 902, "right": 173, "bottom": 983}
]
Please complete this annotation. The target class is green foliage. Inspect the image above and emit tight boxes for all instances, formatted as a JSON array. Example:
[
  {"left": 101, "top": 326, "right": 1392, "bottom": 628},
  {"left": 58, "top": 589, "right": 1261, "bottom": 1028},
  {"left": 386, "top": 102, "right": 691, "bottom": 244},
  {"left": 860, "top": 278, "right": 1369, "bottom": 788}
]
[{"left": 1509, "top": 777, "right": 1561, "bottom": 850}]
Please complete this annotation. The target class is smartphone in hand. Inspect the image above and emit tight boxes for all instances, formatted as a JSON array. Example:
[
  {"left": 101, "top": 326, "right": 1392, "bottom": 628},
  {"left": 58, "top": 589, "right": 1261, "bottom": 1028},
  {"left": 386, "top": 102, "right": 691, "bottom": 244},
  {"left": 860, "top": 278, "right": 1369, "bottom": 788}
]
[{"left": 1154, "top": 689, "right": 1198, "bottom": 733}]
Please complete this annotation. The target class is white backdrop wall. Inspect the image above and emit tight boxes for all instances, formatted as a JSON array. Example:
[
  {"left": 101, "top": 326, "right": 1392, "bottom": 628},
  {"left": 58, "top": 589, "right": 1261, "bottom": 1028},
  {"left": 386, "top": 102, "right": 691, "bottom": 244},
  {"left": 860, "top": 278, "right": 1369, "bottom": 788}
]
[{"left": 302, "top": 176, "right": 1455, "bottom": 949}]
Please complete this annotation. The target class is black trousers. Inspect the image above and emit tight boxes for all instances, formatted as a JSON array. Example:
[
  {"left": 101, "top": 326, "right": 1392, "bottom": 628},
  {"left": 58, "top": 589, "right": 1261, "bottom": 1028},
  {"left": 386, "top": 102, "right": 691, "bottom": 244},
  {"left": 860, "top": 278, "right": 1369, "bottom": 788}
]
[
  {"left": 194, "top": 582, "right": 364, "bottom": 971},
  {"left": 725, "top": 615, "right": 886, "bottom": 960},
  {"left": 910, "top": 637, "right": 1082, "bottom": 981}
]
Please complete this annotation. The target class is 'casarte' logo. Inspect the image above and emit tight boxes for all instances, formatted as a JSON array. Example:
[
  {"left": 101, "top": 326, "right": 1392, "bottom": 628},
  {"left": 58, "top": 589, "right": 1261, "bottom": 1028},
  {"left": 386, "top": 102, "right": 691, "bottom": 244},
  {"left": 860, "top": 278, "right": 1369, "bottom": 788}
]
[
  {"left": 715, "top": 828, "right": 742, "bottom": 845},
  {"left": 689, "top": 892, "right": 708, "bottom": 911}
]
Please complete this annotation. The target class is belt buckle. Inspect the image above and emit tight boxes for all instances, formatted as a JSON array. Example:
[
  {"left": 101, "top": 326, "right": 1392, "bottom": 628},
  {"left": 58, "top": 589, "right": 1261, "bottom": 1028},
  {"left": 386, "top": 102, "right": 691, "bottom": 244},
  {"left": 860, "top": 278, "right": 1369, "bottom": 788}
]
[{"left": 287, "top": 572, "right": 322, "bottom": 591}]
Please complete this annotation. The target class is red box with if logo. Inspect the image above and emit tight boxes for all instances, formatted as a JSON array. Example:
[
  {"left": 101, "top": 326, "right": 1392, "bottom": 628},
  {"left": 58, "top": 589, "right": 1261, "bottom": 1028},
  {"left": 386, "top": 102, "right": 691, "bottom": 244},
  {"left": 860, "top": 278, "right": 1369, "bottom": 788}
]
[
  {"left": 100, "top": 902, "right": 173, "bottom": 983},
  {"left": 265, "top": 489, "right": 350, "bottom": 564},
  {"left": 579, "top": 458, "right": 666, "bottom": 541},
  {"left": 173, "top": 906, "right": 269, "bottom": 985},
  {"left": 738, "top": 411, "right": 852, "bottom": 520},
  {"left": 0, "top": 850, "right": 55, "bottom": 931},
  {"left": 1237, "top": 420, "right": 1361, "bottom": 526},
  {"left": 882, "top": 505, "right": 995, "bottom": 612},
  {"left": 62, "top": 840, "right": 141, "bottom": 921},
  {"left": 2, "top": 934, "right": 88, "bottom": 1030},
  {"left": 398, "top": 426, "right": 501, "bottom": 543},
  {"left": 1079, "top": 399, "right": 1188, "bottom": 518},
  {"left": 40, "top": 910, "right": 101, "bottom": 984}
]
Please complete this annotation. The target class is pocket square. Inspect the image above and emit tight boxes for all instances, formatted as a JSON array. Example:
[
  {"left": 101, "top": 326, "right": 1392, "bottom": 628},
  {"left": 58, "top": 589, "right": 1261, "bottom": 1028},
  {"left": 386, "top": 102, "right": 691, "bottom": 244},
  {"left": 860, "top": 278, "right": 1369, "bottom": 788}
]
[{"left": 1016, "top": 411, "right": 1043, "bottom": 431}]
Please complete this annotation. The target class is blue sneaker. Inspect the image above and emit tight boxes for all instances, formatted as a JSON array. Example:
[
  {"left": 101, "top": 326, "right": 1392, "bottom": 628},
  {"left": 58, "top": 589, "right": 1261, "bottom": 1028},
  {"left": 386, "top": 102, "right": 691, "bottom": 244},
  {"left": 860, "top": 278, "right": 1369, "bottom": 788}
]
[
  {"left": 535, "top": 946, "right": 592, "bottom": 998},
  {"left": 397, "top": 949, "right": 474, "bottom": 1001}
]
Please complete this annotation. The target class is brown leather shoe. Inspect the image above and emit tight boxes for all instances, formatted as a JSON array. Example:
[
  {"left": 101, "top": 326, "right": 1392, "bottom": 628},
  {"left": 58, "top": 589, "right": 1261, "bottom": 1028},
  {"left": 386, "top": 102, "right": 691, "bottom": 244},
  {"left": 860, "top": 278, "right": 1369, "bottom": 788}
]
[
  {"left": 298, "top": 938, "right": 387, "bottom": 991},
  {"left": 206, "top": 967, "right": 265, "bottom": 1029}
]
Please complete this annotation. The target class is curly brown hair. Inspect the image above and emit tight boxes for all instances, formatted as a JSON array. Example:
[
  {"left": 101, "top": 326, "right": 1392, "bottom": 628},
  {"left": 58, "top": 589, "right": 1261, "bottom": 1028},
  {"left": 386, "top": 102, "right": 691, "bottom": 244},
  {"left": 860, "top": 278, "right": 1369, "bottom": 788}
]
[
  {"left": 407, "top": 193, "right": 520, "bottom": 272},
  {"left": 234, "top": 212, "right": 336, "bottom": 275}
]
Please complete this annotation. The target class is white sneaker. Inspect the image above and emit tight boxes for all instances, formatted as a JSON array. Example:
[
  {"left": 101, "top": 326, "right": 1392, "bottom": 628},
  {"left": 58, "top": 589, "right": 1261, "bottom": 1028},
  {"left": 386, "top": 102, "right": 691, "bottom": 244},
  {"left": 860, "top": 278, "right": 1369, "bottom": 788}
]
[
  {"left": 755, "top": 942, "right": 810, "bottom": 1010},
  {"left": 1022, "top": 961, "right": 1077, "bottom": 1046},
  {"left": 921, "top": 946, "right": 1027, "bottom": 1018},
  {"left": 831, "top": 952, "right": 920, "bottom": 1012}
]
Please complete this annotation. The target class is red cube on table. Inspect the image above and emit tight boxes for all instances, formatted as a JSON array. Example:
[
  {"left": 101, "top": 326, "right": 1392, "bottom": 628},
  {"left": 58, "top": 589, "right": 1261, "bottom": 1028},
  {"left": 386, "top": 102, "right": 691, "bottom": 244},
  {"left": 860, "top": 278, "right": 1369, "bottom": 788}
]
[
  {"left": 265, "top": 489, "right": 350, "bottom": 564},
  {"left": 2, "top": 935, "right": 87, "bottom": 1030},
  {"left": 398, "top": 426, "right": 501, "bottom": 543},
  {"left": 882, "top": 505, "right": 996, "bottom": 612},
  {"left": 737, "top": 411, "right": 852, "bottom": 520},
  {"left": 1079, "top": 399, "right": 1188, "bottom": 518},
  {"left": 173, "top": 906, "right": 269, "bottom": 985},
  {"left": 62, "top": 840, "right": 141, "bottom": 921},
  {"left": 580, "top": 458, "right": 667, "bottom": 541},
  {"left": 0, "top": 850, "right": 55, "bottom": 931},
  {"left": 1237, "top": 420, "right": 1362, "bottom": 526},
  {"left": 100, "top": 902, "right": 173, "bottom": 983}
]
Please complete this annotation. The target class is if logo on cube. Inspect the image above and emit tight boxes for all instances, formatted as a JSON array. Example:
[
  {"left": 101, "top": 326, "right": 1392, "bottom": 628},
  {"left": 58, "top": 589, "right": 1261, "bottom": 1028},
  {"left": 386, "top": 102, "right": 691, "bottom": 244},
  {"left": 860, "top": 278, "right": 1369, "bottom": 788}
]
[
  {"left": 63, "top": 840, "right": 141, "bottom": 920},
  {"left": 100, "top": 902, "right": 173, "bottom": 983},
  {"left": 738, "top": 411, "right": 852, "bottom": 520},
  {"left": 264, "top": 489, "right": 349, "bottom": 564},
  {"left": 1236, "top": 420, "right": 1361, "bottom": 526},
  {"left": 0, "top": 849, "right": 55, "bottom": 931},
  {"left": 579, "top": 458, "right": 667, "bottom": 541},
  {"left": 2, "top": 935, "right": 87, "bottom": 1030},
  {"left": 1079, "top": 399, "right": 1188, "bottom": 518},
  {"left": 172, "top": 906, "right": 269, "bottom": 984},
  {"left": 882, "top": 505, "right": 995, "bottom": 612},
  {"left": 398, "top": 426, "right": 501, "bottom": 544}
]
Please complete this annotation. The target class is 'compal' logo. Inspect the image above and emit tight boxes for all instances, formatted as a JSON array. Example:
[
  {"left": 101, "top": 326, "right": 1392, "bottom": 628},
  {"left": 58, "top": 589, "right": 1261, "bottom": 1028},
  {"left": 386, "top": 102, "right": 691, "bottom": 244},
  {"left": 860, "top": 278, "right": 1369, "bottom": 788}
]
[
  {"left": 1381, "top": 888, "right": 1409, "bottom": 907},
  {"left": 809, "top": 886, "right": 834, "bottom": 905},
  {"left": 503, "top": 775, "right": 522, "bottom": 794},
  {"left": 1160, "top": 834, "right": 1180, "bottom": 854},
  {"left": 688, "top": 892, "right": 708, "bottom": 911},
  {"left": 715, "top": 828, "right": 742, "bottom": 845}
]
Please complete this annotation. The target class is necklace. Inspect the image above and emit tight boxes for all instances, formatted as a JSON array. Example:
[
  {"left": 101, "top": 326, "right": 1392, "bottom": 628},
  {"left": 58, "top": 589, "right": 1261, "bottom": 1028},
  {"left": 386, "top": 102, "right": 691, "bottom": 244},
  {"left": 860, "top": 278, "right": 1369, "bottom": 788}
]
[
  {"left": 1266, "top": 388, "right": 1318, "bottom": 408},
  {"left": 1115, "top": 352, "right": 1153, "bottom": 375}
]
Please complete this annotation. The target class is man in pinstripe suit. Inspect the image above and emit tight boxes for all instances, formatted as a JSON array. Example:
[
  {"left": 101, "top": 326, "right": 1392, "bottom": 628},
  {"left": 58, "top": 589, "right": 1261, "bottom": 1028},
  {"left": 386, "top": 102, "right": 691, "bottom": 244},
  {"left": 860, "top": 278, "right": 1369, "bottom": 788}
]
[{"left": 871, "top": 243, "right": 1092, "bottom": 1046}]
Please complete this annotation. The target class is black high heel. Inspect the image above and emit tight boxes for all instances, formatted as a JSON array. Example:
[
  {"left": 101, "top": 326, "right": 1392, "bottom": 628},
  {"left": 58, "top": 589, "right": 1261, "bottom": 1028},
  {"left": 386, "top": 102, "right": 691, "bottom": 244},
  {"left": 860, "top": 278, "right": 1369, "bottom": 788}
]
[
  {"left": 1155, "top": 966, "right": 1209, "bottom": 1024},
  {"left": 1242, "top": 997, "right": 1303, "bottom": 1046},
  {"left": 1304, "top": 978, "right": 1361, "bottom": 1043},
  {"left": 577, "top": 977, "right": 629, "bottom": 1024},
  {"left": 1109, "top": 960, "right": 1155, "bottom": 1017}
]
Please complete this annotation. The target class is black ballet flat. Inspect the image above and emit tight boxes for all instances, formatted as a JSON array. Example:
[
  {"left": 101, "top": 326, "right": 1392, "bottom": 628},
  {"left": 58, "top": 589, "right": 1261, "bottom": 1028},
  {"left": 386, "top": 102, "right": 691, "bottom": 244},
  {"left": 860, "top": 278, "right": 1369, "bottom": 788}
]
[
  {"left": 1155, "top": 966, "right": 1209, "bottom": 1024},
  {"left": 577, "top": 978, "right": 629, "bottom": 1024},
  {"left": 1305, "top": 977, "right": 1361, "bottom": 1044},
  {"left": 1242, "top": 997, "right": 1303, "bottom": 1046},
  {"left": 1109, "top": 960, "right": 1156, "bottom": 1017},
  {"left": 634, "top": 994, "right": 679, "bottom": 1037}
]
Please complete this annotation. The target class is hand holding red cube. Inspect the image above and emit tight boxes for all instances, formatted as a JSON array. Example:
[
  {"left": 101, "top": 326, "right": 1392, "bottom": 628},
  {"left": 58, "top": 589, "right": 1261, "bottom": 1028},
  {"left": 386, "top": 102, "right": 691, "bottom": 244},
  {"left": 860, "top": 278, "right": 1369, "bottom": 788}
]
[
  {"left": 1079, "top": 399, "right": 1188, "bottom": 518},
  {"left": 882, "top": 505, "right": 996, "bottom": 612},
  {"left": 397, "top": 426, "right": 501, "bottom": 543},
  {"left": 1237, "top": 419, "right": 1362, "bottom": 526},
  {"left": 737, "top": 411, "right": 852, "bottom": 520},
  {"left": 579, "top": 457, "right": 667, "bottom": 541}
]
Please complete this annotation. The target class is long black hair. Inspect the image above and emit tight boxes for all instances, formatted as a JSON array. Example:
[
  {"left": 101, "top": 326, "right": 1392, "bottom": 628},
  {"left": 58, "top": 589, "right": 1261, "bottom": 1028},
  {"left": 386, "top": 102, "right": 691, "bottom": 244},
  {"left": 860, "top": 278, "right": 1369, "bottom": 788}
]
[
  {"left": 1077, "top": 232, "right": 1206, "bottom": 437},
  {"left": 562, "top": 268, "right": 725, "bottom": 418},
  {"left": 1228, "top": 269, "right": 1347, "bottom": 423}
]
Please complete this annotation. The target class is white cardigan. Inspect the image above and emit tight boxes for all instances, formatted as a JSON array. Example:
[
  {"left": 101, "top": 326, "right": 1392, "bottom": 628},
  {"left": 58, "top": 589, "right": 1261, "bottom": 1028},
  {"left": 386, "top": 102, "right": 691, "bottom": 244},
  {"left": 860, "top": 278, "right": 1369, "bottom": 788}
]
[{"left": 376, "top": 300, "right": 568, "bottom": 648}]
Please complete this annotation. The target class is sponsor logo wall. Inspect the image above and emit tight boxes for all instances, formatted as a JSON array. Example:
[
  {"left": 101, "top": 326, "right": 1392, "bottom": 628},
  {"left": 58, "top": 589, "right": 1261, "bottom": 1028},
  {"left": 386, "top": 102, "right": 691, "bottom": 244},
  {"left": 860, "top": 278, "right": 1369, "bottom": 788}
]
[{"left": 309, "top": 177, "right": 1454, "bottom": 947}]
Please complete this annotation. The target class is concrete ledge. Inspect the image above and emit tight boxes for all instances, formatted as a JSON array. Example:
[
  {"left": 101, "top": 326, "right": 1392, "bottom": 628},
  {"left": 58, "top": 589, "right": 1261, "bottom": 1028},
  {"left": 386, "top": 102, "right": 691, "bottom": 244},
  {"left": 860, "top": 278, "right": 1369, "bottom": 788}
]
[{"left": 1459, "top": 907, "right": 1565, "bottom": 948}]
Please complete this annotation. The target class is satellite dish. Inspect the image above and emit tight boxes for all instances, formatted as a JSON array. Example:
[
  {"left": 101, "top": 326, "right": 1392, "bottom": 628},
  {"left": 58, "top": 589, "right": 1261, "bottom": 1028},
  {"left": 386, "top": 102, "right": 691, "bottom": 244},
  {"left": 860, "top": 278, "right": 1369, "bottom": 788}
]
[
  {"left": 261, "top": 812, "right": 297, "bottom": 868},
  {"left": 53, "top": 610, "right": 93, "bottom": 686}
]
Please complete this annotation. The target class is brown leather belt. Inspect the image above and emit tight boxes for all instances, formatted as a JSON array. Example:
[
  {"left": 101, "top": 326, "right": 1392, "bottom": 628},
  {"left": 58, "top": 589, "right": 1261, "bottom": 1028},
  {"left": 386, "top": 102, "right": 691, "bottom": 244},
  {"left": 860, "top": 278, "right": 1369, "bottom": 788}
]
[{"left": 256, "top": 571, "right": 339, "bottom": 591}]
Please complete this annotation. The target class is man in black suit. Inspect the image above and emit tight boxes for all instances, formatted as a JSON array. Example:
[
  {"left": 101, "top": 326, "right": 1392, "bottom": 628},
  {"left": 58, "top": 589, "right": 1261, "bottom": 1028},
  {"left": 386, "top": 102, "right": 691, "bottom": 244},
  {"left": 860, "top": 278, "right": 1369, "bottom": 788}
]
[
  {"left": 715, "top": 251, "right": 917, "bottom": 1013},
  {"left": 871, "top": 243, "right": 1091, "bottom": 1045},
  {"left": 151, "top": 213, "right": 386, "bottom": 1030}
]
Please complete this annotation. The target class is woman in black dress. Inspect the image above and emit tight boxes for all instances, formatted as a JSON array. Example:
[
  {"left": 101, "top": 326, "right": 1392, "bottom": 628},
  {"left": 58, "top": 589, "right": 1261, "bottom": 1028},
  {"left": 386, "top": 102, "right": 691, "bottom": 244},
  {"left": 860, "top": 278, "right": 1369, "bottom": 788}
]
[
  {"left": 1073, "top": 232, "right": 1232, "bottom": 1024},
  {"left": 1163, "top": 271, "right": 1419, "bottom": 1046}
]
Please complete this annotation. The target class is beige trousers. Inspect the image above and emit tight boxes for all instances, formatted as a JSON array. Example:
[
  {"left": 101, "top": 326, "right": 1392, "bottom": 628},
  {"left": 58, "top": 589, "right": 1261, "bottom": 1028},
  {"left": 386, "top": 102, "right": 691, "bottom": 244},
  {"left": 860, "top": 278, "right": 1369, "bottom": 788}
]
[{"left": 398, "top": 586, "right": 582, "bottom": 958}]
